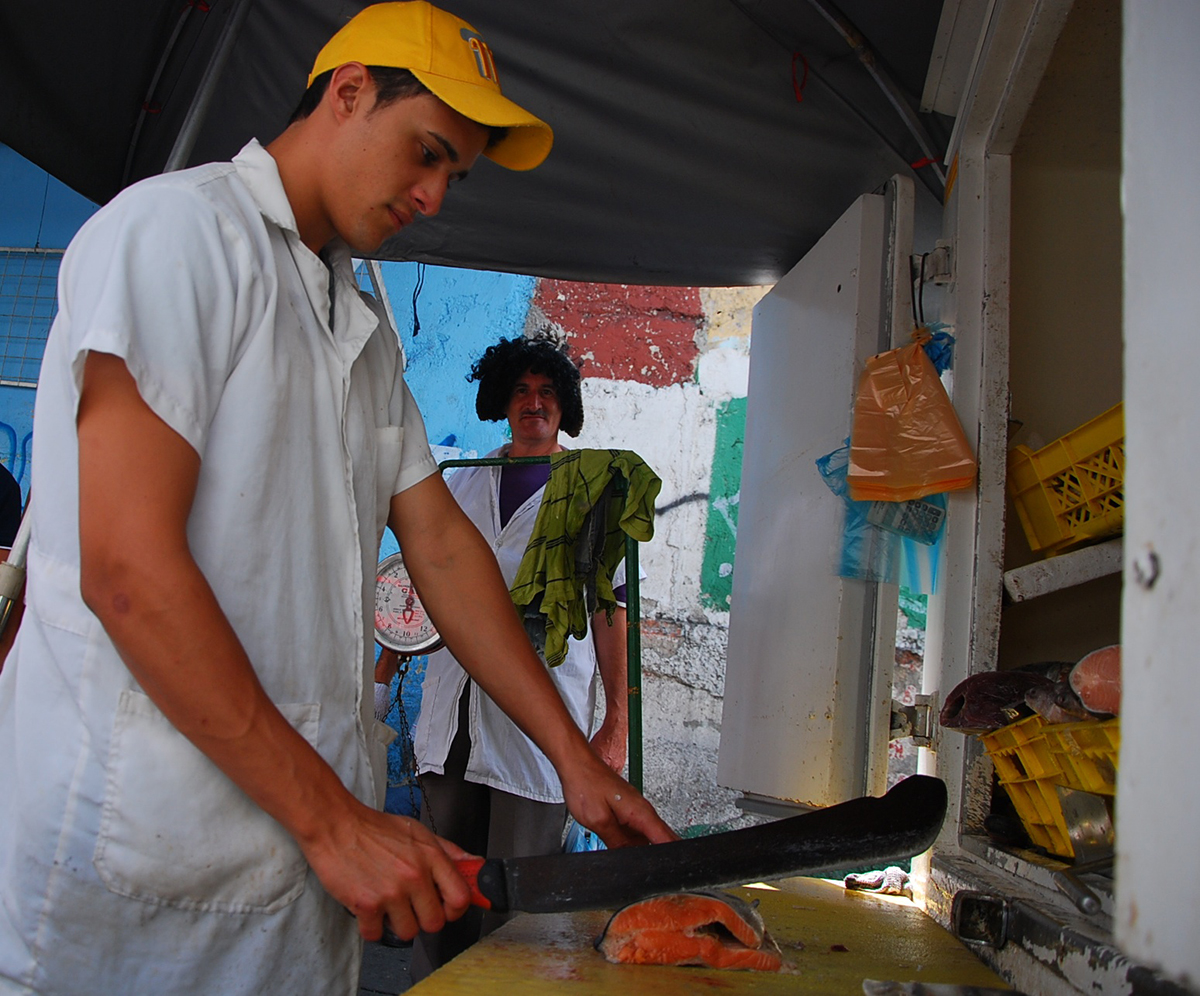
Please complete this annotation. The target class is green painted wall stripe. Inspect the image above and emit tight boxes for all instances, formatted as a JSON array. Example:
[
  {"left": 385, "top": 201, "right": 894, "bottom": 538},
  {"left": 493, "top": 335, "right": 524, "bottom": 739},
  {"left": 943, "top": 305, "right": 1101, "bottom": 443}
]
[{"left": 700, "top": 396, "right": 747, "bottom": 610}]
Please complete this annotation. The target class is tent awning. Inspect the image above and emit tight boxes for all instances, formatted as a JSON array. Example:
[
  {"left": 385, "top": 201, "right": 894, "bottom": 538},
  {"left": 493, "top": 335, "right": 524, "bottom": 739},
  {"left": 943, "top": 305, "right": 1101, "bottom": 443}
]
[{"left": 0, "top": 0, "right": 951, "bottom": 286}]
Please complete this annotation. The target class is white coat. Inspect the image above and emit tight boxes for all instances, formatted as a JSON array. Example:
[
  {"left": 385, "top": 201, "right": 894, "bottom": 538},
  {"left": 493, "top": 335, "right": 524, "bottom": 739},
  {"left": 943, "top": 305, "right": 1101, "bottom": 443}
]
[
  {"left": 414, "top": 446, "right": 626, "bottom": 803},
  {"left": 0, "top": 141, "right": 437, "bottom": 995}
]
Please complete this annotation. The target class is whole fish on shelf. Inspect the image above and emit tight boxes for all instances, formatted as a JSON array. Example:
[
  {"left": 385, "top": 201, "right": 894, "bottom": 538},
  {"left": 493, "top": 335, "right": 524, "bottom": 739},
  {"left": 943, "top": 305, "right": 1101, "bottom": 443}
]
[{"left": 1022, "top": 661, "right": 1091, "bottom": 724}]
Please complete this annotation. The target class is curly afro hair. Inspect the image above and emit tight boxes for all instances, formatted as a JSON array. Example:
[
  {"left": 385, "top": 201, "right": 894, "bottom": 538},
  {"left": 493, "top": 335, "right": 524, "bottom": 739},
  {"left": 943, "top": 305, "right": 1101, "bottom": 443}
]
[{"left": 469, "top": 333, "right": 584, "bottom": 437}]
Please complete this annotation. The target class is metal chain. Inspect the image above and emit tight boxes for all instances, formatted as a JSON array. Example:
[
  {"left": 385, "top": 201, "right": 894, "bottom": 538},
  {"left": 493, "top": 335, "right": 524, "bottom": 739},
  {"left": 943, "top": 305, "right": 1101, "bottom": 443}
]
[{"left": 388, "top": 655, "right": 438, "bottom": 836}]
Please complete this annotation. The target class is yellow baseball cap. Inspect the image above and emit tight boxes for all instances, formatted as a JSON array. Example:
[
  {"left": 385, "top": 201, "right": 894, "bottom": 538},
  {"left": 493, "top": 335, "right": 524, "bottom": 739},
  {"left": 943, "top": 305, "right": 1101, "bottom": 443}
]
[{"left": 308, "top": 1, "right": 553, "bottom": 170}]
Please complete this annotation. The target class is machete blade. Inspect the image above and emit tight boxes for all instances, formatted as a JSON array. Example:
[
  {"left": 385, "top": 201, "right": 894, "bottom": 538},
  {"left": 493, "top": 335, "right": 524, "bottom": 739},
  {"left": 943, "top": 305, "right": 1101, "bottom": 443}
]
[{"left": 474, "top": 774, "right": 947, "bottom": 913}]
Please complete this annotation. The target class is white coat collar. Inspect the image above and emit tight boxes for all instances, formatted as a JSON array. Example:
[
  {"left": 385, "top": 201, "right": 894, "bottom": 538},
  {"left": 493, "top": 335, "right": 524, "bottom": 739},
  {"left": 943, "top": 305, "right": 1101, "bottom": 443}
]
[
  {"left": 233, "top": 140, "right": 379, "bottom": 356},
  {"left": 232, "top": 139, "right": 298, "bottom": 236}
]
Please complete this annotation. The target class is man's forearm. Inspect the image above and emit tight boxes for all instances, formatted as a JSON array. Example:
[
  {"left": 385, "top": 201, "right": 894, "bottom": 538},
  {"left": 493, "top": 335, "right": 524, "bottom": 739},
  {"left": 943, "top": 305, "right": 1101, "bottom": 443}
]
[
  {"left": 83, "top": 545, "right": 359, "bottom": 848},
  {"left": 589, "top": 606, "right": 628, "bottom": 770},
  {"left": 592, "top": 606, "right": 629, "bottom": 726}
]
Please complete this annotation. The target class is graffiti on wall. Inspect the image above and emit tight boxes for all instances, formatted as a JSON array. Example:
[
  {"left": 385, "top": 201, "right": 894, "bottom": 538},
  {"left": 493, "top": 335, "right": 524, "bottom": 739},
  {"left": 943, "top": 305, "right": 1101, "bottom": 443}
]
[{"left": 0, "top": 423, "right": 31, "bottom": 488}]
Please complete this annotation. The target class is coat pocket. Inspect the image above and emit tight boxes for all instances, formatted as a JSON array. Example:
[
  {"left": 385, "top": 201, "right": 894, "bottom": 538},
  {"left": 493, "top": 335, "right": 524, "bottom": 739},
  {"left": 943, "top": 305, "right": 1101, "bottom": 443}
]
[
  {"left": 370, "top": 719, "right": 399, "bottom": 810},
  {"left": 93, "top": 689, "right": 320, "bottom": 914}
]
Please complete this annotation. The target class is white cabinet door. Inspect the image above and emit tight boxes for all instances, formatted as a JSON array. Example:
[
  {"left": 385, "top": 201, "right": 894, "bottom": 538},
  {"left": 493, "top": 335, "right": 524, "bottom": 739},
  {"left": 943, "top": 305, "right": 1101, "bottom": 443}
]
[{"left": 717, "top": 191, "right": 899, "bottom": 808}]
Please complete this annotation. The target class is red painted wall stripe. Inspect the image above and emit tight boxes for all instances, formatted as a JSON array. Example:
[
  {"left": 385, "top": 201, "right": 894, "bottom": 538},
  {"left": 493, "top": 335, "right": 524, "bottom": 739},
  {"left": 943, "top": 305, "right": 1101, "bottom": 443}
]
[{"left": 534, "top": 280, "right": 703, "bottom": 388}]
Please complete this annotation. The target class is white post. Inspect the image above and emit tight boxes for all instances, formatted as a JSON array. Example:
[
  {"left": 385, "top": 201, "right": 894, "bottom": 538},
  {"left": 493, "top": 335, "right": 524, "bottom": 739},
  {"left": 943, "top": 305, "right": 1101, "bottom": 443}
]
[{"left": 1117, "top": 2, "right": 1200, "bottom": 988}]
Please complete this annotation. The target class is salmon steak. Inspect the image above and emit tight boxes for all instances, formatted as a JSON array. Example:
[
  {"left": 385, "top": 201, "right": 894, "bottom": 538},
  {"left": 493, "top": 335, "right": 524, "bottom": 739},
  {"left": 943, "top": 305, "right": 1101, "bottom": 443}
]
[
  {"left": 1070, "top": 645, "right": 1121, "bottom": 715},
  {"left": 594, "top": 890, "right": 783, "bottom": 972}
]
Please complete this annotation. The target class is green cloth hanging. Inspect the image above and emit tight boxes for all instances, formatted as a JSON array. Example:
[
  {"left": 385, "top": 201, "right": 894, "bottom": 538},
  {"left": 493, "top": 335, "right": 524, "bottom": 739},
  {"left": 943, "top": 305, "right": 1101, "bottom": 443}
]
[{"left": 509, "top": 449, "right": 661, "bottom": 667}]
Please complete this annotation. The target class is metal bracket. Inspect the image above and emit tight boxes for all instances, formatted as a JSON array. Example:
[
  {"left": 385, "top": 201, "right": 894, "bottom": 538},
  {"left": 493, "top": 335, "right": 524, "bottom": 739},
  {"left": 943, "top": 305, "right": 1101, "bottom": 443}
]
[
  {"left": 913, "top": 243, "right": 954, "bottom": 285},
  {"left": 951, "top": 891, "right": 1010, "bottom": 949},
  {"left": 890, "top": 693, "right": 937, "bottom": 747}
]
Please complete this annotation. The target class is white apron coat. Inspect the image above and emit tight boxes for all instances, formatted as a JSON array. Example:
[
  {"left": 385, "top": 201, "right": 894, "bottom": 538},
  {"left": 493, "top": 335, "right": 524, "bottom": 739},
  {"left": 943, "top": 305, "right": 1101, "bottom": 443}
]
[
  {"left": 0, "top": 140, "right": 438, "bottom": 995},
  {"left": 413, "top": 445, "right": 626, "bottom": 804}
]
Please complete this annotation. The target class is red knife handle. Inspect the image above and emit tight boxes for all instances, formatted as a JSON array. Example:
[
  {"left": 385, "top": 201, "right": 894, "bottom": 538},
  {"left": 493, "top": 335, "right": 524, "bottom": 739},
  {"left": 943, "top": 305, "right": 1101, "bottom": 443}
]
[
  {"left": 456, "top": 857, "right": 509, "bottom": 913},
  {"left": 456, "top": 857, "right": 490, "bottom": 909}
]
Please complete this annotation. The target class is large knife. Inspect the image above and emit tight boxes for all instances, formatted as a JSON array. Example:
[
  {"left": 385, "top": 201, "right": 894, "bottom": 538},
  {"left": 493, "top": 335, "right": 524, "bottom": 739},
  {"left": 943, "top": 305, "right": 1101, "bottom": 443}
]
[{"left": 455, "top": 774, "right": 947, "bottom": 913}]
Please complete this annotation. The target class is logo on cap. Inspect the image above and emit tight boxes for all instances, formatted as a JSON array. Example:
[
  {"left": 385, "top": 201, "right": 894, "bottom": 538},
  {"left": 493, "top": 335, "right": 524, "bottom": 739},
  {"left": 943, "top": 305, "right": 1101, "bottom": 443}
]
[{"left": 460, "top": 28, "right": 498, "bottom": 83}]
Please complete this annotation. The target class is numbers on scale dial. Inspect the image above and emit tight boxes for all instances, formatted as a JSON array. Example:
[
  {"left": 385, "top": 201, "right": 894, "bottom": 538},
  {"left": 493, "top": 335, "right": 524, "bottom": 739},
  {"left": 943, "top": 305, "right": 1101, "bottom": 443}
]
[
  {"left": 374, "top": 553, "right": 442, "bottom": 653},
  {"left": 376, "top": 576, "right": 435, "bottom": 641}
]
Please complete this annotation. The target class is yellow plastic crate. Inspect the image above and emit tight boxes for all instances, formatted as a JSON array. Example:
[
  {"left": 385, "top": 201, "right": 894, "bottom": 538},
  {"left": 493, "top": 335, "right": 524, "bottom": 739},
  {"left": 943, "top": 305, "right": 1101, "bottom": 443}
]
[
  {"left": 1007, "top": 402, "right": 1124, "bottom": 554},
  {"left": 1041, "top": 718, "right": 1120, "bottom": 796},
  {"left": 980, "top": 715, "right": 1075, "bottom": 858},
  {"left": 979, "top": 714, "right": 1120, "bottom": 858},
  {"left": 980, "top": 714, "right": 1058, "bottom": 781}
]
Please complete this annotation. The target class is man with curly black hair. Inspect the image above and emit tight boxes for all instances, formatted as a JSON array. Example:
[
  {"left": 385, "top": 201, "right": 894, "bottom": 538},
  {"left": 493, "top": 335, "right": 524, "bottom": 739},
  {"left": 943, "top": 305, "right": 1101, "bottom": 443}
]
[
  {"left": 469, "top": 332, "right": 586, "bottom": 437},
  {"left": 410, "top": 332, "right": 635, "bottom": 978}
]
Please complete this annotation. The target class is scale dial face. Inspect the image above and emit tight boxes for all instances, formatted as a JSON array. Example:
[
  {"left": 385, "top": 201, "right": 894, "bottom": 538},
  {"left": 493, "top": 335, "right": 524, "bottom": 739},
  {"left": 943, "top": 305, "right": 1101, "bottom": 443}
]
[{"left": 374, "top": 552, "right": 444, "bottom": 655}]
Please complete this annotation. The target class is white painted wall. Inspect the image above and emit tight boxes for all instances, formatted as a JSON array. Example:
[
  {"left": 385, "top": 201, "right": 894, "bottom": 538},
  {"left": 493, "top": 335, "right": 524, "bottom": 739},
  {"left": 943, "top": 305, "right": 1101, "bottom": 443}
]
[
  {"left": 576, "top": 377, "right": 717, "bottom": 616},
  {"left": 1117, "top": 3, "right": 1200, "bottom": 988},
  {"left": 571, "top": 288, "right": 764, "bottom": 831}
]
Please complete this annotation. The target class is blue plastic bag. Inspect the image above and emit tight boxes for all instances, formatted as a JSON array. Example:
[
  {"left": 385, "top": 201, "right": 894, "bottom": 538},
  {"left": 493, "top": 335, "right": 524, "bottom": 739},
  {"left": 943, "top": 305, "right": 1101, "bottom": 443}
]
[
  {"left": 817, "top": 440, "right": 945, "bottom": 594},
  {"left": 562, "top": 818, "right": 607, "bottom": 854}
]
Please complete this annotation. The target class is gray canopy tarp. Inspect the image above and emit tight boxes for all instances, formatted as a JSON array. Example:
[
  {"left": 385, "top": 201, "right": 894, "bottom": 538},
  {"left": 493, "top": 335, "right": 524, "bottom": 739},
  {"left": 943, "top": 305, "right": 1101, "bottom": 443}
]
[{"left": 0, "top": 0, "right": 950, "bottom": 286}]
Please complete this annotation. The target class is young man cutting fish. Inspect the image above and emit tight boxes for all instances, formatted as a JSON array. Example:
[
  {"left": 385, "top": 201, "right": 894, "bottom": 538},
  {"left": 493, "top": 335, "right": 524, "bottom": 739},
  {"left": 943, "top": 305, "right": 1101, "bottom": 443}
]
[{"left": 0, "top": 4, "right": 674, "bottom": 994}]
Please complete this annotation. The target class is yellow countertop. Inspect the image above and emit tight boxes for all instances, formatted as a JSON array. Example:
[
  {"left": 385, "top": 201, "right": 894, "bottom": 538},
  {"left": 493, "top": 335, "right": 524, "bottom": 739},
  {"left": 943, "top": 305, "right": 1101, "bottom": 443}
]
[{"left": 409, "top": 877, "right": 1010, "bottom": 995}]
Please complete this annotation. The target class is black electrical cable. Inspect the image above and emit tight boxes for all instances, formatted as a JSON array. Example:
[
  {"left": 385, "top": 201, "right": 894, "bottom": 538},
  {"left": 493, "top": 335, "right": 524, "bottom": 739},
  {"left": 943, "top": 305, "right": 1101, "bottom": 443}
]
[
  {"left": 911, "top": 257, "right": 921, "bottom": 329},
  {"left": 411, "top": 262, "right": 426, "bottom": 336},
  {"left": 917, "top": 252, "right": 927, "bottom": 327}
]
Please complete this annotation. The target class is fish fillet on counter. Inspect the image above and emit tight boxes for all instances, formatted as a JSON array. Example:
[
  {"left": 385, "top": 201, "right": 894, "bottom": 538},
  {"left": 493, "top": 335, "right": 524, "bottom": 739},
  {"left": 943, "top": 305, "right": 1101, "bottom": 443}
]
[{"left": 595, "top": 890, "right": 783, "bottom": 971}]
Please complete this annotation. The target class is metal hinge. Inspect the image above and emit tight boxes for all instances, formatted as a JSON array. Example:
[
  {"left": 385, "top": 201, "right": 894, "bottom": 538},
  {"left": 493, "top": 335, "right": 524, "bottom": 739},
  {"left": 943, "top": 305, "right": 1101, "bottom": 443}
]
[
  {"left": 912, "top": 242, "right": 953, "bottom": 286},
  {"left": 890, "top": 693, "right": 937, "bottom": 747}
]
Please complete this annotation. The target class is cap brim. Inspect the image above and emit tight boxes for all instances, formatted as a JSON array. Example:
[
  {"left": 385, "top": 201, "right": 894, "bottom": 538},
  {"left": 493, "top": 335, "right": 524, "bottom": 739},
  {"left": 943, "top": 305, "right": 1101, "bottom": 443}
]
[{"left": 411, "top": 70, "right": 553, "bottom": 170}]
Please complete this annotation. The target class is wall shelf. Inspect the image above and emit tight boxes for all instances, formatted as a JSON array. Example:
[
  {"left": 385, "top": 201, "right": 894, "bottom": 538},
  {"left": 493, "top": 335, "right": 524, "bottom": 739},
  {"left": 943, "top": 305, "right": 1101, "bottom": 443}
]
[{"left": 1002, "top": 538, "right": 1122, "bottom": 603}]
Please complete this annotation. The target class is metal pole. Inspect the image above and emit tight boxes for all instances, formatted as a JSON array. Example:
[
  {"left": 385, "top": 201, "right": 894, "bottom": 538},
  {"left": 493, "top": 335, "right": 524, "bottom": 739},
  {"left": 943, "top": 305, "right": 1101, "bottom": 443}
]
[
  {"left": 0, "top": 502, "right": 33, "bottom": 640},
  {"left": 122, "top": 1, "right": 202, "bottom": 186},
  {"left": 624, "top": 525, "right": 643, "bottom": 793},
  {"left": 165, "top": 0, "right": 259, "bottom": 173},
  {"left": 804, "top": 0, "right": 947, "bottom": 188}
]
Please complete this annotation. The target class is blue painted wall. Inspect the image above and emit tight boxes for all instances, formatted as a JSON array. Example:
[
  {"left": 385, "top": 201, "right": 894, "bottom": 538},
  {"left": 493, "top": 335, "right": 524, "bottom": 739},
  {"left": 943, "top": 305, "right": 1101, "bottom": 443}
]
[
  {"left": 383, "top": 261, "right": 533, "bottom": 459},
  {"left": 374, "top": 260, "right": 533, "bottom": 563},
  {"left": 0, "top": 393, "right": 34, "bottom": 497},
  {"left": 0, "top": 146, "right": 99, "bottom": 501},
  {"left": 0, "top": 145, "right": 98, "bottom": 250}
]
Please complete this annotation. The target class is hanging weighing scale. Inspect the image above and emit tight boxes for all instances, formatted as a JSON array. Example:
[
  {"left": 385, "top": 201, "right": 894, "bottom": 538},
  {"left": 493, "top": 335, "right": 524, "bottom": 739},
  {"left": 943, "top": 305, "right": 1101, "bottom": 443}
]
[
  {"left": 374, "top": 550, "right": 444, "bottom": 656},
  {"left": 373, "top": 551, "right": 440, "bottom": 841}
]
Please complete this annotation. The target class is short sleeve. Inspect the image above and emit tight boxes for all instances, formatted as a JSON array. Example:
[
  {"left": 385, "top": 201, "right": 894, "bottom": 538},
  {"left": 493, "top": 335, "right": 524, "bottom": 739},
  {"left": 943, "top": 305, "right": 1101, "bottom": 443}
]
[
  {"left": 58, "top": 176, "right": 256, "bottom": 455},
  {"left": 393, "top": 376, "right": 439, "bottom": 495}
]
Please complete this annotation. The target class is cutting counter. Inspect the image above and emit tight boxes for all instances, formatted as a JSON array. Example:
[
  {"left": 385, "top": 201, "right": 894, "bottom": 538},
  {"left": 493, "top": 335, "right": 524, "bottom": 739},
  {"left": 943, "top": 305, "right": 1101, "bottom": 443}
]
[{"left": 408, "top": 876, "right": 1009, "bottom": 994}]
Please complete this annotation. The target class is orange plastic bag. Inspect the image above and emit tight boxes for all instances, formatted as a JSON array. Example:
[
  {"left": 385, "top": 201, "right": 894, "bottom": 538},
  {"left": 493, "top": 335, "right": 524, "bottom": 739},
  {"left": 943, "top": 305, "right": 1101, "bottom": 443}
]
[{"left": 846, "top": 340, "right": 976, "bottom": 502}]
